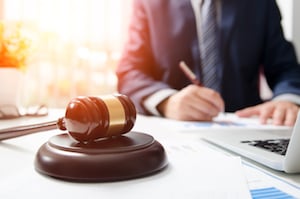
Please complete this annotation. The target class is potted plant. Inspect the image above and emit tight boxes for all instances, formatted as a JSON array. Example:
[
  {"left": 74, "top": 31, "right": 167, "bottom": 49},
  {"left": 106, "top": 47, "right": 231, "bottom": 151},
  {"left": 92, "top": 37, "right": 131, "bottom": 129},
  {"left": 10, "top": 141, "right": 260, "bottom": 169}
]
[{"left": 0, "top": 21, "right": 33, "bottom": 117}]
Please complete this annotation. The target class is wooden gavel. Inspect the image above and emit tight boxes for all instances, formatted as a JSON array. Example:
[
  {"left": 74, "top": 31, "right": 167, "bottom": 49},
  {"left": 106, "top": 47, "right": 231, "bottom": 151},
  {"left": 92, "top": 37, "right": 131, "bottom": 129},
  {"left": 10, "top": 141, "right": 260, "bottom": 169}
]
[{"left": 0, "top": 94, "right": 136, "bottom": 143}]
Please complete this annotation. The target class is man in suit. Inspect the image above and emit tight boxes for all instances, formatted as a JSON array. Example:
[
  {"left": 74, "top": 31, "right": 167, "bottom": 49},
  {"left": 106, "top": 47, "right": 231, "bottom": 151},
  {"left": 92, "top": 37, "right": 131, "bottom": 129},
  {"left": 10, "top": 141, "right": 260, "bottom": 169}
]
[{"left": 116, "top": 0, "right": 300, "bottom": 126}]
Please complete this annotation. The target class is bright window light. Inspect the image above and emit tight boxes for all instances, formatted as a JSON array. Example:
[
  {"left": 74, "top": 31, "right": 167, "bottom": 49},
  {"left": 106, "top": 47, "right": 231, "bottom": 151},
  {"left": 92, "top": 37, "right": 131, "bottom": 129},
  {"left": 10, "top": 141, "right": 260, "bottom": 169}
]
[{"left": 1, "top": 0, "right": 133, "bottom": 107}]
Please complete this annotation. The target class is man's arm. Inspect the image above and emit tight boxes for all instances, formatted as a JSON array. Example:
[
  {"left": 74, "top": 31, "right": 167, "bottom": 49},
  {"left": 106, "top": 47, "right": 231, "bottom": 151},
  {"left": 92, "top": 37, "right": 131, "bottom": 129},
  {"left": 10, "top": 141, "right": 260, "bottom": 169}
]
[{"left": 116, "top": 0, "right": 171, "bottom": 114}]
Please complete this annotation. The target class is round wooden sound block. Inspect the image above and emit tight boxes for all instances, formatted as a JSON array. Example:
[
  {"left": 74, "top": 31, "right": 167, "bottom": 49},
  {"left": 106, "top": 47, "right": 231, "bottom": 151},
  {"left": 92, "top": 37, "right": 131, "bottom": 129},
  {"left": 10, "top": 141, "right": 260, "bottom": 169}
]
[{"left": 34, "top": 132, "right": 168, "bottom": 182}]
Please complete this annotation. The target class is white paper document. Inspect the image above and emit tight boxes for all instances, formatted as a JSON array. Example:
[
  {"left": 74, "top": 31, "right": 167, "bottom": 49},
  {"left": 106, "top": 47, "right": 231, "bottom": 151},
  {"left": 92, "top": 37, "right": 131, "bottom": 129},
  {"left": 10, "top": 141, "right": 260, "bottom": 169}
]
[
  {"left": 162, "top": 154, "right": 252, "bottom": 198},
  {"left": 137, "top": 113, "right": 292, "bottom": 133}
]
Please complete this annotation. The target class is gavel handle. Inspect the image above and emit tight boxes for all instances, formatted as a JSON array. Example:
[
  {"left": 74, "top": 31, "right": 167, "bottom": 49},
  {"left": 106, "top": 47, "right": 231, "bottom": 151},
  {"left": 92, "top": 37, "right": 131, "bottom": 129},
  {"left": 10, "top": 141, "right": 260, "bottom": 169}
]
[{"left": 0, "top": 121, "right": 58, "bottom": 141}]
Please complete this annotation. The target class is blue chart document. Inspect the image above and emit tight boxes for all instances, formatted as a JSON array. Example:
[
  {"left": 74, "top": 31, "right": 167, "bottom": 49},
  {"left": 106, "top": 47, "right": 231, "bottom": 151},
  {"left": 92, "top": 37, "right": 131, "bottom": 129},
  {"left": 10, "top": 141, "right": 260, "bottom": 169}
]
[{"left": 251, "top": 187, "right": 294, "bottom": 199}]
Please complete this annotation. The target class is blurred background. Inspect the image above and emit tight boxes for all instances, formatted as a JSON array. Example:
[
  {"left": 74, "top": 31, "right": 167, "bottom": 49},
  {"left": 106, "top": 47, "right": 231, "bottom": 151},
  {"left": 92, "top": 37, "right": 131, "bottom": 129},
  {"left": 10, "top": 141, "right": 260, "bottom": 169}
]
[
  {"left": 0, "top": 0, "right": 133, "bottom": 108},
  {"left": 0, "top": 0, "right": 299, "bottom": 108}
]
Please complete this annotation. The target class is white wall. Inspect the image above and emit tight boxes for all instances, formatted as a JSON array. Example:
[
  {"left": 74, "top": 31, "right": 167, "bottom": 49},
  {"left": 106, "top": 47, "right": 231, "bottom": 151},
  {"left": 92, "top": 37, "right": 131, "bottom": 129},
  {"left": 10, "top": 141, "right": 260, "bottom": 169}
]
[{"left": 276, "top": 0, "right": 293, "bottom": 40}]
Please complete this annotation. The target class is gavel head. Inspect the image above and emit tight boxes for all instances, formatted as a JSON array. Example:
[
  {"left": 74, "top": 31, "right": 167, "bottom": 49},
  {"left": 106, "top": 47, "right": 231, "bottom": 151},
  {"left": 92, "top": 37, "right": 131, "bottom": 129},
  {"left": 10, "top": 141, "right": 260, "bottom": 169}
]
[{"left": 57, "top": 94, "right": 136, "bottom": 143}]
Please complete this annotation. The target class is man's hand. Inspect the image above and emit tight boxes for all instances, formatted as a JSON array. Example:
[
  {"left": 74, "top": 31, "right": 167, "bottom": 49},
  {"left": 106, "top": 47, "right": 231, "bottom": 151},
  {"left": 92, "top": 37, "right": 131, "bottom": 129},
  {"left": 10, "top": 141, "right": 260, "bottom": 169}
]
[
  {"left": 157, "top": 85, "right": 224, "bottom": 121},
  {"left": 236, "top": 101, "right": 299, "bottom": 126}
]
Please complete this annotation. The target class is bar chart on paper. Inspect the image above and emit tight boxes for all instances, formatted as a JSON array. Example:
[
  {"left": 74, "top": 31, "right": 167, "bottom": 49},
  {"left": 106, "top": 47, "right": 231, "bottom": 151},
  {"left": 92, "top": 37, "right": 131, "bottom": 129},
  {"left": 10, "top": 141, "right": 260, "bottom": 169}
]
[
  {"left": 250, "top": 187, "right": 295, "bottom": 199},
  {"left": 245, "top": 162, "right": 299, "bottom": 199}
]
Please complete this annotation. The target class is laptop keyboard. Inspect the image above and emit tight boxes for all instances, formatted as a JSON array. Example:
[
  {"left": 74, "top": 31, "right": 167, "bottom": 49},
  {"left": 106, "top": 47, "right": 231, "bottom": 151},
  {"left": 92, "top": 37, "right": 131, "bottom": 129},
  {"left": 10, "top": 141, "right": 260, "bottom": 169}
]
[{"left": 241, "top": 139, "right": 290, "bottom": 156}]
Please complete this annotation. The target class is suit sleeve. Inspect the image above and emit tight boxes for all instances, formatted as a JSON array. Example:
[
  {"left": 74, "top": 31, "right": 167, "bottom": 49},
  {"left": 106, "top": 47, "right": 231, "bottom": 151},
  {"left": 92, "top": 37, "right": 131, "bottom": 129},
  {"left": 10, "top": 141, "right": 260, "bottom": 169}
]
[
  {"left": 116, "top": 0, "right": 171, "bottom": 114},
  {"left": 263, "top": 0, "right": 300, "bottom": 98}
]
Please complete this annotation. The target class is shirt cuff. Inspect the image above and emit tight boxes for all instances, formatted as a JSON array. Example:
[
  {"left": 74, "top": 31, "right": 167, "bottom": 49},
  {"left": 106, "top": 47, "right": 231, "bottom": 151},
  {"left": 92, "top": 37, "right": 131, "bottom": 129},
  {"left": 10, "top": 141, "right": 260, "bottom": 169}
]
[
  {"left": 273, "top": 94, "right": 300, "bottom": 105},
  {"left": 143, "top": 89, "right": 178, "bottom": 116}
]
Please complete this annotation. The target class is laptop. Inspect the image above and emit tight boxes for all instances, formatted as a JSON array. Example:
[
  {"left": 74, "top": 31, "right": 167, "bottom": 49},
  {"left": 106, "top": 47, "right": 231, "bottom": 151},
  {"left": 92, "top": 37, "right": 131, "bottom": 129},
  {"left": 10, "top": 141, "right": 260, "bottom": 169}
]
[{"left": 202, "top": 111, "right": 300, "bottom": 173}]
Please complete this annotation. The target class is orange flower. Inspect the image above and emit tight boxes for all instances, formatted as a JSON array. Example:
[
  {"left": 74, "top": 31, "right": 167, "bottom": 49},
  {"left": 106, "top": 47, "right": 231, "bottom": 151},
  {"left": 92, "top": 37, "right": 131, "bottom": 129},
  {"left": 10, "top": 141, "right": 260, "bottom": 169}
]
[{"left": 0, "top": 21, "right": 32, "bottom": 70}]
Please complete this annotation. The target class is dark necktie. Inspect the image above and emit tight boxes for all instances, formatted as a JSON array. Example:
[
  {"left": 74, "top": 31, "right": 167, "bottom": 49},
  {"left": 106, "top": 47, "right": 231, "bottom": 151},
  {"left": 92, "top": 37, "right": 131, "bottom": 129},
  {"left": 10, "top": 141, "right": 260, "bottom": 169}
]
[{"left": 200, "top": 0, "right": 219, "bottom": 91}]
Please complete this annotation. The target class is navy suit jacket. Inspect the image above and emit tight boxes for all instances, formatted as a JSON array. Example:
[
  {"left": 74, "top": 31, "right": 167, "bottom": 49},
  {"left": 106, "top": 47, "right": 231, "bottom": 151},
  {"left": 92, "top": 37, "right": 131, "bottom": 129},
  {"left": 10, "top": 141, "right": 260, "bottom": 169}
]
[{"left": 116, "top": 0, "right": 300, "bottom": 114}]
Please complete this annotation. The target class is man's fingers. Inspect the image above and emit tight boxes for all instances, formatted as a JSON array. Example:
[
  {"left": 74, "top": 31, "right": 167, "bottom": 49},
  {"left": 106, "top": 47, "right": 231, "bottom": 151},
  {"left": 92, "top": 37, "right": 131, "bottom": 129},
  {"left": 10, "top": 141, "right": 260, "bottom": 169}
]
[
  {"left": 235, "top": 106, "right": 260, "bottom": 117},
  {"left": 235, "top": 101, "right": 299, "bottom": 126},
  {"left": 284, "top": 110, "right": 297, "bottom": 126},
  {"left": 196, "top": 87, "right": 225, "bottom": 112}
]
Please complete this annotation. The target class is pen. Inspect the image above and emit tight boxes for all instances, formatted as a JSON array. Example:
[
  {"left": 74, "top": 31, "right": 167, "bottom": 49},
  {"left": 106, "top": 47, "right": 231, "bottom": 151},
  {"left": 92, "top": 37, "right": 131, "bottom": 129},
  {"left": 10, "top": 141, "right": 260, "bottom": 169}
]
[
  {"left": 179, "top": 61, "right": 202, "bottom": 86},
  {"left": 179, "top": 61, "right": 225, "bottom": 113}
]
